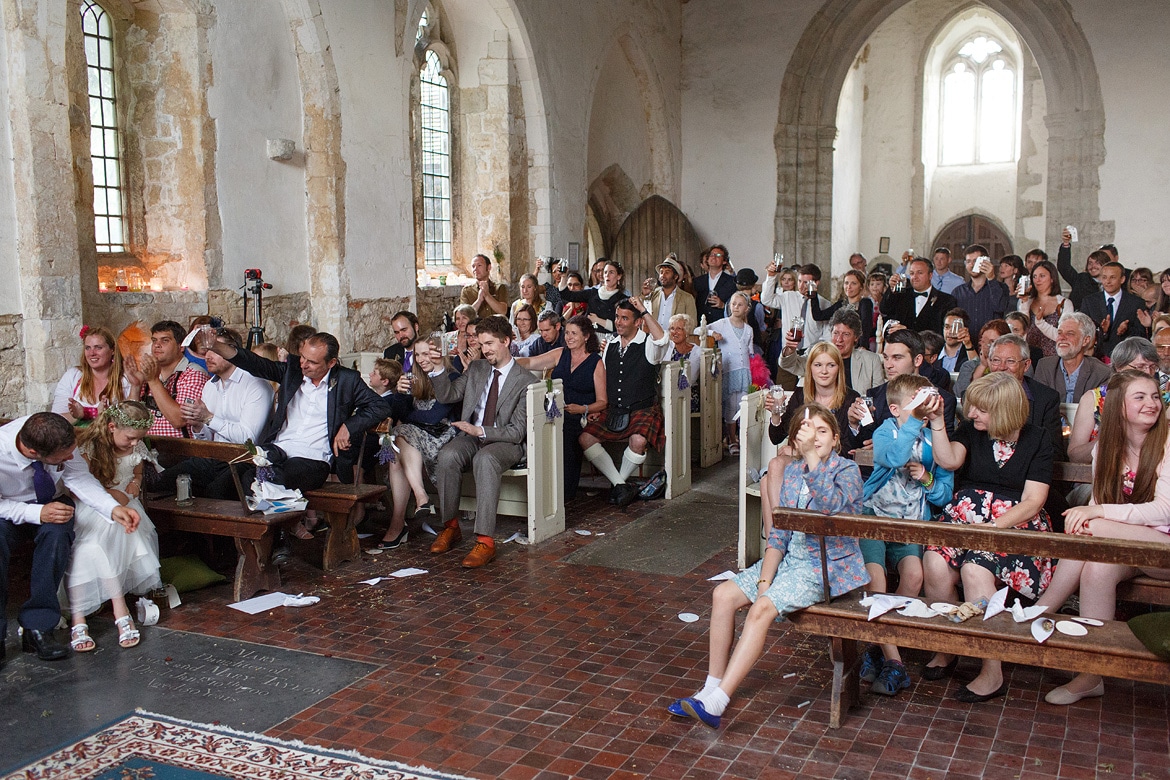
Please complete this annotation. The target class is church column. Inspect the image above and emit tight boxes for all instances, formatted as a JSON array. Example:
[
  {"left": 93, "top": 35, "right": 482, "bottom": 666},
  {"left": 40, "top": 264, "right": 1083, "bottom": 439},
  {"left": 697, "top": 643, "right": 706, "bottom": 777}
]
[
  {"left": 1043, "top": 109, "right": 1112, "bottom": 256},
  {"left": 2, "top": 0, "right": 84, "bottom": 412},
  {"left": 774, "top": 121, "right": 836, "bottom": 276}
]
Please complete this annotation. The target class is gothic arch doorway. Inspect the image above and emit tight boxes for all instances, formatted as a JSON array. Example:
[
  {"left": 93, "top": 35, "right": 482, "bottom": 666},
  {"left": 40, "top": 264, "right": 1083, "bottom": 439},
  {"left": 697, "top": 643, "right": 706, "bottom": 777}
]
[
  {"left": 611, "top": 196, "right": 701, "bottom": 292},
  {"left": 933, "top": 215, "right": 1014, "bottom": 261}
]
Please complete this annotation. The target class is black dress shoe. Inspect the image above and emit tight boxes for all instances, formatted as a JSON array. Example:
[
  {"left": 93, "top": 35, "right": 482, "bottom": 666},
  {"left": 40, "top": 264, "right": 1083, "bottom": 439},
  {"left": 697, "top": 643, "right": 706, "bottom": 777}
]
[
  {"left": 922, "top": 657, "right": 958, "bottom": 681},
  {"left": 955, "top": 681, "right": 1008, "bottom": 703},
  {"left": 21, "top": 629, "right": 69, "bottom": 661}
]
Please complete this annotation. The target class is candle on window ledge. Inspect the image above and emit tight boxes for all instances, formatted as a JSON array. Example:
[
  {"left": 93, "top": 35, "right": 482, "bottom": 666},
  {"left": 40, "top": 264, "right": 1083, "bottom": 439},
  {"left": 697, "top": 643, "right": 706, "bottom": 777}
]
[
  {"left": 99, "top": 281, "right": 109, "bottom": 293},
  {"left": 149, "top": 278, "right": 163, "bottom": 293}
]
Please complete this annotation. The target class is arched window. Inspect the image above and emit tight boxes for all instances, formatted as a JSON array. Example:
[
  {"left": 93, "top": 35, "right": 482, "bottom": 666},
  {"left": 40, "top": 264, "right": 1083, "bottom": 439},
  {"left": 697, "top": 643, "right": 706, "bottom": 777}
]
[
  {"left": 81, "top": 1, "right": 128, "bottom": 253},
  {"left": 940, "top": 34, "right": 1017, "bottom": 166},
  {"left": 416, "top": 8, "right": 453, "bottom": 267}
]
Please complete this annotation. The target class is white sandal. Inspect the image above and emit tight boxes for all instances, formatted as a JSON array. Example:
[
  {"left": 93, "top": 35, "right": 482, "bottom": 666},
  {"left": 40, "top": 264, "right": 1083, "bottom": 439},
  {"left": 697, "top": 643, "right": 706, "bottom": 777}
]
[
  {"left": 70, "top": 624, "right": 95, "bottom": 652},
  {"left": 115, "top": 615, "right": 140, "bottom": 648}
]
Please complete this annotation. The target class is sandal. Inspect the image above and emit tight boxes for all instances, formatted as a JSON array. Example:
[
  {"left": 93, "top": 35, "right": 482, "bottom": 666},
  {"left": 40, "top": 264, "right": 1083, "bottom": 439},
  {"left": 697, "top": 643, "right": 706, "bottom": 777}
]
[
  {"left": 292, "top": 516, "right": 318, "bottom": 540},
  {"left": 115, "top": 615, "right": 141, "bottom": 648},
  {"left": 70, "top": 624, "right": 96, "bottom": 652}
]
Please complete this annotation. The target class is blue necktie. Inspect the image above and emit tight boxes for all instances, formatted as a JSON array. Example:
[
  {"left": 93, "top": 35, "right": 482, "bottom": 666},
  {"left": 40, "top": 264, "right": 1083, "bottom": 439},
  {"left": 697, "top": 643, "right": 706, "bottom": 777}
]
[
  {"left": 1106, "top": 295, "right": 1115, "bottom": 323},
  {"left": 31, "top": 461, "right": 56, "bottom": 504}
]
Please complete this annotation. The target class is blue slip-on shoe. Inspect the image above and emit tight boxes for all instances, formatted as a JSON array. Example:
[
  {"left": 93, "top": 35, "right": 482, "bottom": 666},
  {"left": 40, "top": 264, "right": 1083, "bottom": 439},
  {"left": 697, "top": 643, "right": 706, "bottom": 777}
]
[
  {"left": 679, "top": 697, "right": 721, "bottom": 729},
  {"left": 666, "top": 698, "right": 688, "bottom": 717},
  {"left": 859, "top": 643, "right": 883, "bottom": 683},
  {"left": 872, "top": 659, "right": 911, "bottom": 695}
]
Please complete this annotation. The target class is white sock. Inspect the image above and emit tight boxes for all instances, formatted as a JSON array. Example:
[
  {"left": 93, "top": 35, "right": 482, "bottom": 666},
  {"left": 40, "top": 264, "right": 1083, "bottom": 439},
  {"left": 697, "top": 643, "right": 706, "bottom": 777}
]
[
  {"left": 696, "top": 686, "right": 730, "bottom": 716},
  {"left": 618, "top": 447, "right": 647, "bottom": 482},
  {"left": 695, "top": 674, "right": 722, "bottom": 698},
  {"left": 583, "top": 443, "right": 624, "bottom": 485}
]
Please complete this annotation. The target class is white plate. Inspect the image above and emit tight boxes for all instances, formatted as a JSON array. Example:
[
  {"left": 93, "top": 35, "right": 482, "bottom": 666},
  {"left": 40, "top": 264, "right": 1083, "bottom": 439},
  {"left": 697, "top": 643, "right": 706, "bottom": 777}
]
[
  {"left": 930, "top": 602, "right": 958, "bottom": 614},
  {"left": 1031, "top": 617, "right": 1055, "bottom": 643},
  {"left": 574, "top": 529, "right": 592, "bottom": 536},
  {"left": 365, "top": 547, "right": 384, "bottom": 555},
  {"left": 1055, "top": 620, "right": 1088, "bottom": 636},
  {"left": 1072, "top": 617, "right": 1104, "bottom": 626},
  {"left": 678, "top": 612, "right": 700, "bottom": 623}
]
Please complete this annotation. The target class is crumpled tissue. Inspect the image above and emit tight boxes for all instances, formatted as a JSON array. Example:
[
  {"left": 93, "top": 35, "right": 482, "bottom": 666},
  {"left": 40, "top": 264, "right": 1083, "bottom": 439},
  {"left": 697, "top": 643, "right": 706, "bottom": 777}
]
[{"left": 248, "top": 481, "right": 309, "bottom": 513}]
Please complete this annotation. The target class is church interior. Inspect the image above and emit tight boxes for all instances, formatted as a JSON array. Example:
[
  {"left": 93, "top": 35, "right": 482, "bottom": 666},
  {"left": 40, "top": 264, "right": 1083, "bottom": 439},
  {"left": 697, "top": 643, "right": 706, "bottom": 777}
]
[{"left": 1, "top": 0, "right": 1169, "bottom": 778}]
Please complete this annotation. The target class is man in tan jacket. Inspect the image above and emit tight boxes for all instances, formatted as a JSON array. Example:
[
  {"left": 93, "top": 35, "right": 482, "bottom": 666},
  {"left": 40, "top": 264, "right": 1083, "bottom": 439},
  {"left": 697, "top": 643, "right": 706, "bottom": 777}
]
[{"left": 647, "top": 255, "right": 698, "bottom": 332}]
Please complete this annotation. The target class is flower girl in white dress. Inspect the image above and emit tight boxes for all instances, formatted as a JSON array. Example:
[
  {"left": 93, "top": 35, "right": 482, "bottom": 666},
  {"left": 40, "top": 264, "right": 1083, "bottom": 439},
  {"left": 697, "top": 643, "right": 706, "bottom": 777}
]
[{"left": 67, "top": 402, "right": 162, "bottom": 651}]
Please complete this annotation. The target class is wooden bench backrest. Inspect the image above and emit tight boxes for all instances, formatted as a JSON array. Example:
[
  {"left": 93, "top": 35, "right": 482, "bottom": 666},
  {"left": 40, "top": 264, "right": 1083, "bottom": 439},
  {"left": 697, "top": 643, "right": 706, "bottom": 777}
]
[
  {"left": 851, "top": 447, "right": 1092, "bottom": 484},
  {"left": 738, "top": 389, "right": 768, "bottom": 568},
  {"left": 697, "top": 347, "right": 723, "bottom": 468},
  {"left": 660, "top": 362, "right": 691, "bottom": 498},
  {"left": 522, "top": 379, "right": 565, "bottom": 542}
]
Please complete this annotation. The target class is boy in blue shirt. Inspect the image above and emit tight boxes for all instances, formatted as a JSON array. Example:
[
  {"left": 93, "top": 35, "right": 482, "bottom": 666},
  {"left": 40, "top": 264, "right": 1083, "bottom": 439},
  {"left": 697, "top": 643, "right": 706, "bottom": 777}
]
[{"left": 859, "top": 373, "right": 953, "bottom": 695}]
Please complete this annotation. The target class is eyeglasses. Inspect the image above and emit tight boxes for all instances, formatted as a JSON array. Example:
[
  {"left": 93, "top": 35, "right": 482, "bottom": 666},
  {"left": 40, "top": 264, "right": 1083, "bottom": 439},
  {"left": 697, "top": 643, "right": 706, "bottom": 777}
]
[
  {"left": 989, "top": 357, "right": 1023, "bottom": 368},
  {"left": 1155, "top": 345, "right": 1170, "bottom": 353}
]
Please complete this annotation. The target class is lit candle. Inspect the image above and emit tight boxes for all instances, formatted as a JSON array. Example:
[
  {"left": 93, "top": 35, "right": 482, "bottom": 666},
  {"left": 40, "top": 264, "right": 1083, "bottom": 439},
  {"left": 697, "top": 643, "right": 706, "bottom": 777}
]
[
  {"left": 99, "top": 282, "right": 108, "bottom": 293},
  {"left": 149, "top": 278, "right": 163, "bottom": 292}
]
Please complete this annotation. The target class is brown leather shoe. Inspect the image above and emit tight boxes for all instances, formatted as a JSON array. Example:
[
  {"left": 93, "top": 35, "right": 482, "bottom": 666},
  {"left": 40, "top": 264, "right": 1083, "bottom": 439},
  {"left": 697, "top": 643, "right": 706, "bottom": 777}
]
[
  {"left": 430, "top": 524, "right": 463, "bottom": 554},
  {"left": 461, "top": 541, "right": 496, "bottom": 568}
]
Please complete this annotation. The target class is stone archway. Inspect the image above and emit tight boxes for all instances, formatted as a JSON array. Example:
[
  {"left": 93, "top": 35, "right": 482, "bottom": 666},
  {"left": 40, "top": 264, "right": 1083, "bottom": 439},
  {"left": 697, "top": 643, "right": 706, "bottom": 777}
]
[{"left": 775, "top": 0, "right": 1109, "bottom": 276}]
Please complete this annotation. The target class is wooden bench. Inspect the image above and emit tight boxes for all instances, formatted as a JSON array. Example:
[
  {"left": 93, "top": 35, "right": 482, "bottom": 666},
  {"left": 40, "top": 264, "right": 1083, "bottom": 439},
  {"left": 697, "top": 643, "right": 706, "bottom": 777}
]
[
  {"left": 853, "top": 447, "right": 1166, "bottom": 605},
  {"left": 770, "top": 509, "right": 1170, "bottom": 727},
  {"left": 457, "top": 379, "right": 566, "bottom": 544},
  {"left": 737, "top": 389, "right": 770, "bottom": 569},
  {"left": 145, "top": 495, "right": 303, "bottom": 601},
  {"left": 692, "top": 347, "right": 723, "bottom": 468},
  {"left": 149, "top": 437, "right": 386, "bottom": 571}
]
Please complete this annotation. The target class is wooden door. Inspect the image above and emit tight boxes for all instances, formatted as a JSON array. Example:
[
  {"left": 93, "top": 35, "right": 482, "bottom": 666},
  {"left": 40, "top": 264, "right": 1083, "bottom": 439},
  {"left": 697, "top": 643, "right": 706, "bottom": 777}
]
[
  {"left": 611, "top": 195, "right": 702, "bottom": 293},
  {"left": 932, "top": 215, "right": 1014, "bottom": 261}
]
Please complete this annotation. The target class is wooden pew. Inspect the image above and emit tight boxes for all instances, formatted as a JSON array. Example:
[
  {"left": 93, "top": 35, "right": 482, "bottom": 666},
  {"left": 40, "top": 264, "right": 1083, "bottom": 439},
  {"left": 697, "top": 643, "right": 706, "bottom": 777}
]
[
  {"left": 772, "top": 509, "right": 1170, "bottom": 728},
  {"left": 457, "top": 379, "right": 566, "bottom": 544},
  {"left": 149, "top": 437, "right": 386, "bottom": 571},
  {"left": 737, "top": 389, "right": 769, "bottom": 569},
  {"left": 694, "top": 347, "right": 723, "bottom": 468}
]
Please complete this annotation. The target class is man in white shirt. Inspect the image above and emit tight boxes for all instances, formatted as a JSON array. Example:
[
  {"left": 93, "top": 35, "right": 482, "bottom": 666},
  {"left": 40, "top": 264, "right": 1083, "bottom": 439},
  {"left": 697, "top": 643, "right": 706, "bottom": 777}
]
[
  {"left": 182, "top": 328, "right": 273, "bottom": 444},
  {"left": 760, "top": 261, "right": 831, "bottom": 352},
  {"left": 648, "top": 255, "right": 697, "bottom": 333},
  {"left": 0, "top": 413, "right": 139, "bottom": 665},
  {"left": 418, "top": 316, "right": 537, "bottom": 568}
]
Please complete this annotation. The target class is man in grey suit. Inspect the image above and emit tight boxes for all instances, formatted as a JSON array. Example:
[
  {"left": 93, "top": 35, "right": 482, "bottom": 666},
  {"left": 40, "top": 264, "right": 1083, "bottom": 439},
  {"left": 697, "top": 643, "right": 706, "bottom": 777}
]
[
  {"left": 417, "top": 315, "right": 536, "bottom": 568},
  {"left": 1033, "top": 313, "right": 1112, "bottom": 403},
  {"left": 779, "top": 310, "right": 884, "bottom": 395}
]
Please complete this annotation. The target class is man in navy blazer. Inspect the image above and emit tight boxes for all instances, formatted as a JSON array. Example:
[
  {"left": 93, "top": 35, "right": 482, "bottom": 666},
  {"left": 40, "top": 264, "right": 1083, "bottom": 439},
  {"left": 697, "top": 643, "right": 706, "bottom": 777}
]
[
  {"left": 692, "top": 244, "right": 737, "bottom": 322},
  {"left": 1079, "top": 261, "right": 1148, "bottom": 360},
  {"left": 880, "top": 257, "right": 957, "bottom": 336}
]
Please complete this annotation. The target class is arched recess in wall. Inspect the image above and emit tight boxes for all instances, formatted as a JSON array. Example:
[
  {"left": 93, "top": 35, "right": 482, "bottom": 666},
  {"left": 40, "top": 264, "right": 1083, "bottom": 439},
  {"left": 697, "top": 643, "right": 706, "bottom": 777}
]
[
  {"left": 775, "top": 0, "right": 1108, "bottom": 276},
  {"left": 932, "top": 212, "right": 1014, "bottom": 262},
  {"left": 586, "top": 164, "right": 641, "bottom": 265},
  {"left": 279, "top": 0, "right": 348, "bottom": 339},
  {"left": 611, "top": 195, "right": 701, "bottom": 293},
  {"left": 401, "top": 0, "right": 552, "bottom": 255}
]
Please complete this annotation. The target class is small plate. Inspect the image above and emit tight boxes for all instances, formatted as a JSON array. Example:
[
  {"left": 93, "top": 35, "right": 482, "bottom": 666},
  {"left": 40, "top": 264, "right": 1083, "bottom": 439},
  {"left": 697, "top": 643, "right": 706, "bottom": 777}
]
[
  {"left": 1072, "top": 617, "right": 1104, "bottom": 626},
  {"left": 1031, "top": 617, "right": 1055, "bottom": 643},
  {"left": 574, "top": 529, "right": 592, "bottom": 536},
  {"left": 365, "top": 548, "right": 384, "bottom": 555},
  {"left": 930, "top": 602, "right": 958, "bottom": 615},
  {"left": 1056, "top": 620, "right": 1088, "bottom": 636},
  {"left": 678, "top": 612, "right": 700, "bottom": 623}
]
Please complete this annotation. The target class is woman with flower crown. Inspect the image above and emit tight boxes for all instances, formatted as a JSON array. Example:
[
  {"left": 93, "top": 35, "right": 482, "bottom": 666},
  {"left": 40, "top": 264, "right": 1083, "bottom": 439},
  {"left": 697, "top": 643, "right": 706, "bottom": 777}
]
[
  {"left": 52, "top": 326, "right": 139, "bottom": 426},
  {"left": 66, "top": 402, "right": 162, "bottom": 652}
]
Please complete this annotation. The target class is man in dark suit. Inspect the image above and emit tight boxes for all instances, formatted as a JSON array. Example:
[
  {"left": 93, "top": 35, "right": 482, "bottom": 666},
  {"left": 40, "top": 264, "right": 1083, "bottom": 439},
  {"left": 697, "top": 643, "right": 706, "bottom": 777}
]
[
  {"left": 382, "top": 311, "right": 419, "bottom": 370},
  {"left": 1079, "top": 261, "right": 1148, "bottom": 360},
  {"left": 880, "top": 256, "right": 956, "bottom": 335},
  {"left": 1056, "top": 229, "right": 1103, "bottom": 310},
  {"left": 173, "top": 331, "right": 392, "bottom": 500},
  {"left": 418, "top": 315, "right": 536, "bottom": 568},
  {"left": 990, "top": 334, "right": 1065, "bottom": 459},
  {"left": 852, "top": 328, "right": 956, "bottom": 445},
  {"left": 1032, "top": 312, "right": 1112, "bottom": 403},
  {"left": 691, "top": 244, "right": 737, "bottom": 323}
]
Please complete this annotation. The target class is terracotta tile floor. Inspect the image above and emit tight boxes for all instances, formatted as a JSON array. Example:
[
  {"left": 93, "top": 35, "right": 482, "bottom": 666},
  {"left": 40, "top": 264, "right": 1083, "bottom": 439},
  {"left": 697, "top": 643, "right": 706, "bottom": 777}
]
[{"left": 163, "top": 487, "right": 1170, "bottom": 780}]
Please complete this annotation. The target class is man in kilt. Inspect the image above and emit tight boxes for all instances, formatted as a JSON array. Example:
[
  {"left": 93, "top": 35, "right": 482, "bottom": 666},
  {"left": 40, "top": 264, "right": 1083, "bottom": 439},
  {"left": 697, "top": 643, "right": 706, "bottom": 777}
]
[{"left": 580, "top": 298, "right": 672, "bottom": 506}]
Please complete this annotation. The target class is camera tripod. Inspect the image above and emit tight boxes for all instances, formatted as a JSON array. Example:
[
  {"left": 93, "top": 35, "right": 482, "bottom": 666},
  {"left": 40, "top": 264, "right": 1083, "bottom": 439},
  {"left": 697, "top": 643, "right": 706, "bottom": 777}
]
[{"left": 243, "top": 269, "right": 272, "bottom": 349}]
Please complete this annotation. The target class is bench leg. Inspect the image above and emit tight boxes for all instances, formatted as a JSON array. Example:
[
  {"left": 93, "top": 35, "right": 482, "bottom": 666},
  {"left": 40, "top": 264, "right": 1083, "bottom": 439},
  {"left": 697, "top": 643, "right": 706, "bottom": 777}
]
[
  {"left": 828, "top": 637, "right": 860, "bottom": 729},
  {"left": 234, "top": 532, "right": 280, "bottom": 601},
  {"left": 322, "top": 509, "right": 360, "bottom": 571}
]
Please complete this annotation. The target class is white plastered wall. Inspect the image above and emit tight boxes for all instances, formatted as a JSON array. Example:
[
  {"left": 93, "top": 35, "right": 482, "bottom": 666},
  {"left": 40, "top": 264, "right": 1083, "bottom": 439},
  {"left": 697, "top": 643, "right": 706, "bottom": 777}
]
[
  {"left": 0, "top": 14, "right": 18, "bottom": 316},
  {"left": 208, "top": 0, "right": 309, "bottom": 294}
]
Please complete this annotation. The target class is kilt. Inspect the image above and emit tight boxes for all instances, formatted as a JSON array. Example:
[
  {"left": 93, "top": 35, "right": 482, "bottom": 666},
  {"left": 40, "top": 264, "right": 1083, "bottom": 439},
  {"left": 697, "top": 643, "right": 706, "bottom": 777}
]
[{"left": 582, "top": 406, "right": 666, "bottom": 452}]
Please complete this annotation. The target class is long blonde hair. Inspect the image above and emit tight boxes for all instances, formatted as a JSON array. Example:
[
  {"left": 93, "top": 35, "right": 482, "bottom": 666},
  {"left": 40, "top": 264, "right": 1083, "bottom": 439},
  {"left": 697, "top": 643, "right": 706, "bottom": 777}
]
[
  {"left": 76, "top": 402, "right": 151, "bottom": 487},
  {"left": 77, "top": 326, "right": 128, "bottom": 407},
  {"left": 802, "top": 342, "right": 847, "bottom": 411}
]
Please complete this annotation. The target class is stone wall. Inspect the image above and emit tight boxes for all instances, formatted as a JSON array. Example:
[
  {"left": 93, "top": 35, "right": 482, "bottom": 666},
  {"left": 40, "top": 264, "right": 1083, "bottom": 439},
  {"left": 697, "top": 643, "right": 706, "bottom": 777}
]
[
  {"left": 0, "top": 316, "right": 26, "bottom": 417},
  {"left": 208, "top": 290, "right": 312, "bottom": 349},
  {"left": 347, "top": 296, "right": 413, "bottom": 352}
]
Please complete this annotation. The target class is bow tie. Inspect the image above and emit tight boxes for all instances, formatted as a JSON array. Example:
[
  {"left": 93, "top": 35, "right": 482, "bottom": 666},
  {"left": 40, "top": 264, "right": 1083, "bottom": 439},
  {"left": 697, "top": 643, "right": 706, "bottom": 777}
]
[{"left": 914, "top": 290, "right": 931, "bottom": 298}]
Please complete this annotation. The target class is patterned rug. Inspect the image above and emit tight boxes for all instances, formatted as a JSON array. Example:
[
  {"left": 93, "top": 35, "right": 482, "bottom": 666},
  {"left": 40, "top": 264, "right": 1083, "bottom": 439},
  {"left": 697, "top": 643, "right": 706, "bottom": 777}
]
[{"left": 4, "top": 711, "right": 473, "bottom": 780}]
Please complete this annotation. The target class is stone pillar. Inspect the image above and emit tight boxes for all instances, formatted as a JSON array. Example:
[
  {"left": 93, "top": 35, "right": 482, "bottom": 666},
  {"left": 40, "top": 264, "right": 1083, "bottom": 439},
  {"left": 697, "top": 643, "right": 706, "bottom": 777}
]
[
  {"left": 775, "top": 121, "right": 836, "bottom": 277},
  {"left": 2, "top": 0, "right": 85, "bottom": 412},
  {"left": 1044, "top": 109, "right": 1113, "bottom": 261}
]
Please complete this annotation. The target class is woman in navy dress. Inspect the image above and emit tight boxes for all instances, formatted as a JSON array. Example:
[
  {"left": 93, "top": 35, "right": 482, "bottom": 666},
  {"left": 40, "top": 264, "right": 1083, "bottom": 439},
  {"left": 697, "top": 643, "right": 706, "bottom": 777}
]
[{"left": 517, "top": 314, "right": 607, "bottom": 500}]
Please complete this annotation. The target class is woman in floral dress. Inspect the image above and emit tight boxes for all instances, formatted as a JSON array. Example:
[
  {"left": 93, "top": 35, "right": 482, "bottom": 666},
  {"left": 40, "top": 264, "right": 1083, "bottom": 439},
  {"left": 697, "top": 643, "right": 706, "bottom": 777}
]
[{"left": 919, "top": 372, "right": 1054, "bottom": 703}]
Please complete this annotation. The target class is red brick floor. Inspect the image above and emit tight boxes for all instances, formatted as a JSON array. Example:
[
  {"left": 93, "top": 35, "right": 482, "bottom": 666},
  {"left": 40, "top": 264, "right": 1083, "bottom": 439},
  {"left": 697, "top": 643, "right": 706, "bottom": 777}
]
[{"left": 163, "top": 494, "right": 1170, "bottom": 779}]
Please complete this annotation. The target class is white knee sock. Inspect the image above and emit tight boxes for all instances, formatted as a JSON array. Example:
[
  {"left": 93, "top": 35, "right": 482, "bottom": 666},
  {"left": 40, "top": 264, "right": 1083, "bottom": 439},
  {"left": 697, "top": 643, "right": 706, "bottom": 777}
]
[
  {"left": 618, "top": 447, "right": 647, "bottom": 482},
  {"left": 696, "top": 686, "right": 730, "bottom": 716},
  {"left": 583, "top": 444, "right": 624, "bottom": 485}
]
